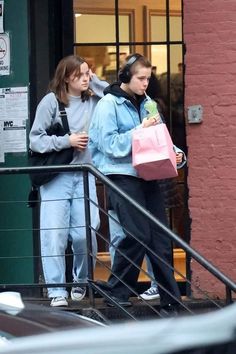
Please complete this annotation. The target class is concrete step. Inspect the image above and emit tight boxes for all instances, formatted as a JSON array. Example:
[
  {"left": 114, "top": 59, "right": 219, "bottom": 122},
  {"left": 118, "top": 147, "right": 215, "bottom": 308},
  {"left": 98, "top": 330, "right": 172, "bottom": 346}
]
[{"left": 23, "top": 296, "right": 226, "bottom": 324}]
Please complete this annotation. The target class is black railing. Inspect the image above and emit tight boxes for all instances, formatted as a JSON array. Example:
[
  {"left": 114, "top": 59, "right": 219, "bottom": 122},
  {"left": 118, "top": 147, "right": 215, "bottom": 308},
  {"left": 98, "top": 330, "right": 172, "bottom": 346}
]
[{"left": 0, "top": 164, "right": 235, "bottom": 319}]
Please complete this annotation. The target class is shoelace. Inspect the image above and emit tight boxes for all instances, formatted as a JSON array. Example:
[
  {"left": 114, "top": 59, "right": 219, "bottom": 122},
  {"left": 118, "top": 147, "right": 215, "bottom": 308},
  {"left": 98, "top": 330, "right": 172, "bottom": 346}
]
[
  {"left": 72, "top": 287, "right": 85, "bottom": 294},
  {"left": 146, "top": 288, "right": 158, "bottom": 295},
  {"left": 54, "top": 296, "right": 65, "bottom": 301}
]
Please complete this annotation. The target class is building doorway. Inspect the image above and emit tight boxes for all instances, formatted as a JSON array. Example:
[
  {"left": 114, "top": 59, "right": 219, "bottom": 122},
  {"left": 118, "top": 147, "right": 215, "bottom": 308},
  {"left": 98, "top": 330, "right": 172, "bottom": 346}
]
[{"left": 73, "top": 0, "right": 189, "bottom": 285}]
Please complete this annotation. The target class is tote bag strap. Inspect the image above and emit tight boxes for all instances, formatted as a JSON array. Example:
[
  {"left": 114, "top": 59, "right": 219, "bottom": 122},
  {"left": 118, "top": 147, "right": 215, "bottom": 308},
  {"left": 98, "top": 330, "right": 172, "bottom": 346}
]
[{"left": 57, "top": 99, "right": 70, "bottom": 134}]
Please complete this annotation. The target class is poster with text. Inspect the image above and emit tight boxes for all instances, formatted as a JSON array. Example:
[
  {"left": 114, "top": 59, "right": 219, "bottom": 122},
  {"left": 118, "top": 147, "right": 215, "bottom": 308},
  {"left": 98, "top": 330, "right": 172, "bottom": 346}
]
[{"left": 0, "top": 87, "right": 28, "bottom": 153}]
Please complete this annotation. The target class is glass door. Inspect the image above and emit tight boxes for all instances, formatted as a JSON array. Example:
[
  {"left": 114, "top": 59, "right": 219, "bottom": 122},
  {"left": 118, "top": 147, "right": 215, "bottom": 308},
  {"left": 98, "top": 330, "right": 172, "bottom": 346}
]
[{"left": 73, "top": 0, "right": 188, "bottom": 251}]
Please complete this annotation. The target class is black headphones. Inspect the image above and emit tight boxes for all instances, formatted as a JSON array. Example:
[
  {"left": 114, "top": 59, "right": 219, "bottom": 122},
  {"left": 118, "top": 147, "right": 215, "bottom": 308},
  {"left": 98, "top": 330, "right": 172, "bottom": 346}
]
[{"left": 118, "top": 53, "right": 143, "bottom": 83}]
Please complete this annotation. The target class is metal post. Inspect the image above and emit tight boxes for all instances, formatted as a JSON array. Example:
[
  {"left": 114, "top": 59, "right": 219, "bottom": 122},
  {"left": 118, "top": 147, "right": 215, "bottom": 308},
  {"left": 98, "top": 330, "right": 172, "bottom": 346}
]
[
  {"left": 226, "top": 286, "right": 233, "bottom": 305},
  {"left": 83, "top": 171, "right": 95, "bottom": 306}
]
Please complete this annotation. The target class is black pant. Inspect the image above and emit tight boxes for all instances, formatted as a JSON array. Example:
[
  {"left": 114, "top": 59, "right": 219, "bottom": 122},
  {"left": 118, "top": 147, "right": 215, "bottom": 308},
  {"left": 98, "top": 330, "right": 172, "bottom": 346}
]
[{"left": 107, "top": 175, "right": 181, "bottom": 307}]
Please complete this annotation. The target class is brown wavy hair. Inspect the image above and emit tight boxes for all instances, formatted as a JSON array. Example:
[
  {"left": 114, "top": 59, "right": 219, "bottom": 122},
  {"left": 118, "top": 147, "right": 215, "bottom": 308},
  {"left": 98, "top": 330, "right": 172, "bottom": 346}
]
[{"left": 48, "top": 55, "right": 92, "bottom": 105}]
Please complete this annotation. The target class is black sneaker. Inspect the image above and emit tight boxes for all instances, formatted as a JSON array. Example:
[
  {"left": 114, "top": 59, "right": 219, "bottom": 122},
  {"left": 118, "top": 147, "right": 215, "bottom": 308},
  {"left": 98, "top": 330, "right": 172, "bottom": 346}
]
[
  {"left": 92, "top": 280, "right": 132, "bottom": 307},
  {"left": 94, "top": 280, "right": 113, "bottom": 290},
  {"left": 159, "top": 304, "right": 180, "bottom": 318}
]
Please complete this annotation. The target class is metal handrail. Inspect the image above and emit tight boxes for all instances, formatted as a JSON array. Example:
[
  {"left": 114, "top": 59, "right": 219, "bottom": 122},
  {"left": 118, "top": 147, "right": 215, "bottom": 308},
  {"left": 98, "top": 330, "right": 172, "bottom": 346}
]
[
  {"left": 92, "top": 204, "right": 223, "bottom": 310},
  {"left": 0, "top": 163, "right": 235, "bottom": 306}
]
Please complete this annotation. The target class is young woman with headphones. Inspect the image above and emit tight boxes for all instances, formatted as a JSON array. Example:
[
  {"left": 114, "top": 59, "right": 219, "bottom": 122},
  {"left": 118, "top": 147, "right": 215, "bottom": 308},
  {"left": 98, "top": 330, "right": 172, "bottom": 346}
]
[{"left": 89, "top": 53, "right": 185, "bottom": 317}]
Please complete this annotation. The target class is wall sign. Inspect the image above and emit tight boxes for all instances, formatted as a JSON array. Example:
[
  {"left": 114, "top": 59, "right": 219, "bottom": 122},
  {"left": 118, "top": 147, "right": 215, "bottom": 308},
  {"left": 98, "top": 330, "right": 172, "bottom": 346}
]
[
  {"left": 0, "top": 87, "right": 28, "bottom": 159},
  {"left": 0, "top": 32, "right": 10, "bottom": 75}
]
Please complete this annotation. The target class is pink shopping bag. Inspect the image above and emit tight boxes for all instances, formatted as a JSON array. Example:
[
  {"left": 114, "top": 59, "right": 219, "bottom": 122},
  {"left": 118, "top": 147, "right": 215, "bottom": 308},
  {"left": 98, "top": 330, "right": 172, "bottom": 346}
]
[{"left": 132, "top": 123, "right": 178, "bottom": 180}]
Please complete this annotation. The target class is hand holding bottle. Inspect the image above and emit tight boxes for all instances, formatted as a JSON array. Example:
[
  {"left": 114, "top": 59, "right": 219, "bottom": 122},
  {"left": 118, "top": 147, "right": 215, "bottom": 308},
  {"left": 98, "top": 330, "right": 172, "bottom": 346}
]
[{"left": 143, "top": 94, "right": 161, "bottom": 128}]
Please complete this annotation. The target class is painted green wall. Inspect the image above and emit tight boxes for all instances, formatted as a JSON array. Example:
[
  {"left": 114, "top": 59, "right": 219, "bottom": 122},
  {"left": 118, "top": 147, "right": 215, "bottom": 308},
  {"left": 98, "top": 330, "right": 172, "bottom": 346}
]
[{"left": 0, "top": 0, "right": 34, "bottom": 285}]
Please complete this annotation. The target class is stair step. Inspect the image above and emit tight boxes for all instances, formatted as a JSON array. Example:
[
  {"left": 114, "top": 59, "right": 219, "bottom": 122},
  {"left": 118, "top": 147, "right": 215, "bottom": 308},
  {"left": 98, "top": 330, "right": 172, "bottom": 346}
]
[
  {"left": 24, "top": 296, "right": 225, "bottom": 323},
  {"left": 94, "top": 248, "right": 186, "bottom": 283}
]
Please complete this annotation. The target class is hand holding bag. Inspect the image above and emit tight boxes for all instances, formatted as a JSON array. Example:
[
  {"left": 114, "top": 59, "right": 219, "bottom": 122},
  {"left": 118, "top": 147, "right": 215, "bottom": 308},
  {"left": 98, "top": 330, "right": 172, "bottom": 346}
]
[
  {"left": 28, "top": 100, "right": 74, "bottom": 187},
  {"left": 132, "top": 123, "right": 178, "bottom": 181}
]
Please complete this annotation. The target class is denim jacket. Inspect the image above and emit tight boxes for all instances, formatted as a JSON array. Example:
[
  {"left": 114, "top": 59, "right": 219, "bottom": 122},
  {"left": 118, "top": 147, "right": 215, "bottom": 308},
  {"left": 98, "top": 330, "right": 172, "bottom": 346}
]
[{"left": 89, "top": 92, "right": 185, "bottom": 177}]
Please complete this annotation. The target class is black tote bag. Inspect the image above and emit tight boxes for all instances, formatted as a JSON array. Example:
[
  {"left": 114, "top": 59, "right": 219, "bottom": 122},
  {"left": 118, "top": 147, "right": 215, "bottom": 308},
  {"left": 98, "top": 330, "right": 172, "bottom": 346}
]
[{"left": 28, "top": 100, "right": 74, "bottom": 187}]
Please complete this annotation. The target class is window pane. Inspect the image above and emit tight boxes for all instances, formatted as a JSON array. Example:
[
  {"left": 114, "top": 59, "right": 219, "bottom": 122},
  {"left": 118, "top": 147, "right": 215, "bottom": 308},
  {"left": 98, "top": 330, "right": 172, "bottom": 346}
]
[
  {"left": 169, "top": 0, "right": 182, "bottom": 13},
  {"left": 151, "top": 44, "right": 167, "bottom": 75},
  {"left": 151, "top": 16, "right": 166, "bottom": 42},
  {"left": 170, "top": 45, "right": 185, "bottom": 151},
  {"left": 74, "top": 0, "right": 114, "bottom": 9},
  {"left": 74, "top": 0, "right": 115, "bottom": 43},
  {"left": 119, "top": 16, "right": 131, "bottom": 42},
  {"left": 75, "top": 14, "right": 116, "bottom": 43},
  {"left": 170, "top": 44, "right": 183, "bottom": 74},
  {"left": 148, "top": 44, "right": 168, "bottom": 111},
  {"left": 169, "top": 0, "right": 182, "bottom": 41},
  {"left": 170, "top": 16, "right": 182, "bottom": 41},
  {"left": 103, "top": 47, "right": 130, "bottom": 83},
  {"left": 74, "top": 13, "right": 130, "bottom": 43},
  {"left": 74, "top": 0, "right": 130, "bottom": 44}
]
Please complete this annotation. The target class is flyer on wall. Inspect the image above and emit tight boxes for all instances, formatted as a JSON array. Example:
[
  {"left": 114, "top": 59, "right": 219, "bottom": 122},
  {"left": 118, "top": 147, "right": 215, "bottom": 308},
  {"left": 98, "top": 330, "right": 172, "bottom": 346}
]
[{"left": 0, "top": 87, "right": 28, "bottom": 154}]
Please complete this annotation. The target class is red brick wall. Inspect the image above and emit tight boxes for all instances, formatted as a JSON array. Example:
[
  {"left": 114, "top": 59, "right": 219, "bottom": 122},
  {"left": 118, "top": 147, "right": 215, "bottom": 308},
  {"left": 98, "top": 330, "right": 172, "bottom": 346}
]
[{"left": 184, "top": 0, "right": 236, "bottom": 297}]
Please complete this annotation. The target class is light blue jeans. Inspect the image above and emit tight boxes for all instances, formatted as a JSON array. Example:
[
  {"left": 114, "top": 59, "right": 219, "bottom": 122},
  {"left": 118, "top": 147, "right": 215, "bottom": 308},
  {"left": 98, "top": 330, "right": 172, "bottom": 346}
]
[
  {"left": 108, "top": 209, "right": 157, "bottom": 288},
  {"left": 40, "top": 172, "right": 99, "bottom": 298}
]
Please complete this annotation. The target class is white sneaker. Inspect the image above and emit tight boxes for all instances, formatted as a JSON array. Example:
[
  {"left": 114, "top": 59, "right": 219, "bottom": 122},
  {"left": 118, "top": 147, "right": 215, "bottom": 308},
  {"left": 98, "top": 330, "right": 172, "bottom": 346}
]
[
  {"left": 71, "top": 286, "right": 86, "bottom": 301},
  {"left": 50, "top": 296, "right": 68, "bottom": 307},
  {"left": 139, "top": 286, "right": 160, "bottom": 300}
]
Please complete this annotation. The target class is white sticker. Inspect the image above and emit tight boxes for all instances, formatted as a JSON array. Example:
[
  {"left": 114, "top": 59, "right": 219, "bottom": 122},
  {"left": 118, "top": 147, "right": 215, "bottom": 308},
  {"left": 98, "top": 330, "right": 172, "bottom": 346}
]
[{"left": 0, "top": 32, "right": 10, "bottom": 76}]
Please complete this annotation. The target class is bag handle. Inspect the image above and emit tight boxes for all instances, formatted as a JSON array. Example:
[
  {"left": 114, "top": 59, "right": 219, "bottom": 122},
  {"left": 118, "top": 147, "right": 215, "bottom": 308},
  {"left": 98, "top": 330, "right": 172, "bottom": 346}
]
[{"left": 57, "top": 100, "right": 70, "bottom": 134}]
